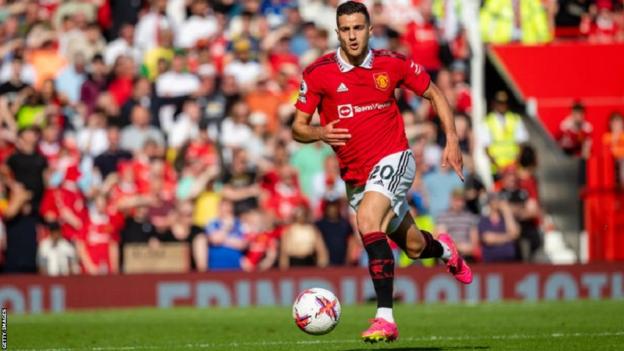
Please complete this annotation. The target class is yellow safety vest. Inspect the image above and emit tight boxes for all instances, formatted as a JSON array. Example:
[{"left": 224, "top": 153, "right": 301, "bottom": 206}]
[
  {"left": 480, "top": 0, "right": 552, "bottom": 44},
  {"left": 433, "top": 0, "right": 463, "bottom": 25},
  {"left": 486, "top": 112, "right": 521, "bottom": 170}
]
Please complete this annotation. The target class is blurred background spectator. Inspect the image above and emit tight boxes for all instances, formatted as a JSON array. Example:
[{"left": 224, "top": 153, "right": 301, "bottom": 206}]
[
  {"left": 3, "top": 179, "right": 38, "bottom": 273},
  {"left": 436, "top": 188, "right": 479, "bottom": 262},
  {"left": 557, "top": 101, "right": 593, "bottom": 159},
  {"left": 204, "top": 198, "right": 247, "bottom": 271},
  {"left": 497, "top": 167, "right": 542, "bottom": 261},
  {"left": 315, "top": 198, "right": 356, "bottom": 266},
  {"left": 480, "top": 0, "right": 554, "bottom": 44},
  {"left": 240, "top": 208, "right": 278, "bottom": 272},
  {"left": 279, "top": 205, "right": 328, "bottom": 269},
  {"left": 602, "top": 112, "right": 624, "bottom": 186},
  {"left": 37, "top": 221, "right": 79, "bottom": 276},
  {"left": 480, "top": 91, "right": 529, "bottom": 178},
  {"left": 478, "top": 192, "right": 520, "bottom": 263}
]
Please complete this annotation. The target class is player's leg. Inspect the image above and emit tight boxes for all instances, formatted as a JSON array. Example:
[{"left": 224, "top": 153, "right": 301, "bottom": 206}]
[
  {"left": 387, "top": 210, "right": 444, "bottom": 258},
  {"left": 356, "top": 192, "right": 394, "bottom": 309},
  {"left": 388, "top": 211, "right": 473, "bottom": 284},
  {"left": 356, "top": 191, "right": 399, "bottom": 343}
]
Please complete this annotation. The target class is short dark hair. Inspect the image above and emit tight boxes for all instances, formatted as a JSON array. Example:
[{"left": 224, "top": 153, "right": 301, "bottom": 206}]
[
  {"left": 92, "top": 53, "right": 104, "bottom": 64},
  {"left": 18, "top": 126, "right": 41, "bottom": 137},
  {"left": 46, "top": 221, "right": 61, "bottom": 232},
  {"left": 609, "top": 111, "right": 623, "bottom": 126},
  {"left": 336, "top": 1, "right": 370, "bottom": 26},
  {"left": 518, "top": 145, "right": 537, "bottom": 169},
  {"left": 571, "top": 100, "right": 585, "bottom": 112}
]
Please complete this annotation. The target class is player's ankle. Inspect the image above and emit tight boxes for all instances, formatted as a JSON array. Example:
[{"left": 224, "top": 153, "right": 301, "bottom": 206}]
[
  {"left": 438, "top": 240, "right": 452, "bottom": 260},
  {"left": 419, "top": 231, "right": 446, "bottom": 259},
  {"left": 375, "top": 307, "right": 395, "bottom": 323}
]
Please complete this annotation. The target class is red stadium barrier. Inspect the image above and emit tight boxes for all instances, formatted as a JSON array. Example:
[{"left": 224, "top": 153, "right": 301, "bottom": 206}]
[
  {"left": 584, "top": 147, "right": 624, "bottom": 261},
  {"left": 489, "top": 43, "right": 624, "bottom": 144},
  {"left": 490, "top": 42, "right": 624, "bottom": 262},
  {"left": 0, "top": 263, "right": 622, "bottom": 314}
]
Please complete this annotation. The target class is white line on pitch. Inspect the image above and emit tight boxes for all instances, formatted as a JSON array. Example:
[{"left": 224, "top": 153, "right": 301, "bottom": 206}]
[{"left": 14, "top": 331, "right": 624, "bottom": 351}]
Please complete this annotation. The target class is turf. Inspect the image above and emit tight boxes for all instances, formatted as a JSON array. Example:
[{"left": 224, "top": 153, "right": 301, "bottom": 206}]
[{"left": 9, "top": 300, "right": 624, "bottom": 351}]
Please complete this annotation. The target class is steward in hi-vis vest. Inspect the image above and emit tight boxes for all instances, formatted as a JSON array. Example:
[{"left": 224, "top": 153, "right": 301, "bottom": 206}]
[{"left": 481, "top": 91, "right": 529, "bottom": 174}]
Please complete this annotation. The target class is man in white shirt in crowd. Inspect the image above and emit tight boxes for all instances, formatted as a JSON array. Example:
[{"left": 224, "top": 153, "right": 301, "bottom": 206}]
[
  {"left": 155, "top": 53, "right": 200, "bottom": 98},
  {"left": 176, "top": 0, "right": 219, "bottom": 49},
  {"left": 223, "top": 39, "right": 262, "bottom": 91},
  {"left": 104, "top": 23, "right": 142, "bottom": 66},
  {"left": 168, "top": 98, "right": 202, "bottom": 150},
  {"left": 134, "top": 0, "right": 176, "bottom": 56},
  {"left": 220, "top": 100, "right": 253, "bottom": 163},
  {"left": 37, "top": 222, "right": 80, "bottom": 276}
]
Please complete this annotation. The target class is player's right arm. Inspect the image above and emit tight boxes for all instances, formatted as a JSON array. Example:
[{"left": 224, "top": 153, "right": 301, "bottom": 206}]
[
  {"left": 292, "top": 71, "right": 350, "bottom": 146},
  {"left": 292, "top": 110, "right": 351, "bottom": 146}
]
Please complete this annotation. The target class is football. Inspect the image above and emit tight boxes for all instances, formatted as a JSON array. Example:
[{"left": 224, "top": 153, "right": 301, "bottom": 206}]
[{"left": 292, "top": 288, "right": 341, "bottom": 335}]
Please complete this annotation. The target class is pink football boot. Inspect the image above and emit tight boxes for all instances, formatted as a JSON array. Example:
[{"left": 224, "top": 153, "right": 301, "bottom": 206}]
[
  {"left": 438, "top": 233, "right": 473, "bottom": 284},
  {"left": 361, "top": 318, "right": 399, "bottom": 343}
]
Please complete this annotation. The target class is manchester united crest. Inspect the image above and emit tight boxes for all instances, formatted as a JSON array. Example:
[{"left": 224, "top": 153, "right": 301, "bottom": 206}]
[{"left": 373, "top": 72, "right": 390, "bottom": 91}]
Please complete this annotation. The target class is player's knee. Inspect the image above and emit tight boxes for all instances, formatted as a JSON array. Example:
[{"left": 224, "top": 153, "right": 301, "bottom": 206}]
[
  {"left": 405, "top": 232, "right": 427, "bottom": 259},
  {"left": 405, "top": 242, "right": 425, "bottom": 259},
  {"left": 356, "top": 211, "right": 382, "bottom": 234}
]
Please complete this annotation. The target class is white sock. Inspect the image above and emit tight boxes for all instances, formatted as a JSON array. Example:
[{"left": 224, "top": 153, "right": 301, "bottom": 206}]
[
  {"left": 439, "top": 240, "right": 452, "bottom": 261},
  {"left": 375, "top": 307, "right": 394, "bottom": 323}
]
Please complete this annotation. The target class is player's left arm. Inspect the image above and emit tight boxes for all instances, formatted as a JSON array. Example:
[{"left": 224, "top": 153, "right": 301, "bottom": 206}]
[
  {"left": 401, "top": 59, "right": 463, "bottom": 180},
  {"left": 422, "top": 83, "right": 464, "bottom": 181}
]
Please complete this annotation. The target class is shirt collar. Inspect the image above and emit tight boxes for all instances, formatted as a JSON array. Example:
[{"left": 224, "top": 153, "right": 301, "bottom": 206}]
[{"left": 336, "top": 48, "right": 374, "bottom": 72}]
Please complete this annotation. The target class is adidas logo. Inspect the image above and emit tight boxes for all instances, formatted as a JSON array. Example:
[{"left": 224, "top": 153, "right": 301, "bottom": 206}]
[
  {"left": 336, "top": 83, "right": 349, "bottom": 92},
  {"left": 374, "top": 180, "right": 383, "bottom": 186}
]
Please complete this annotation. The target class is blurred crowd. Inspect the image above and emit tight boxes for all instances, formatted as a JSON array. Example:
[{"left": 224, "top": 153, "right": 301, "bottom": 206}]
[
  {"left": 1, "top": 0, "right": 616, "bottom": 276},
  {"left": 556, "top": 100, "right": 624, "bottom": 185},
  {"left": 482, "top": 0, "right": 624, "bottom": 44}
]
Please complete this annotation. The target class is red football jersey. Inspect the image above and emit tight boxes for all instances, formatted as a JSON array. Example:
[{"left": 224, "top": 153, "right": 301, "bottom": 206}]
[
  {"left": 295, "top": 49, "right": 431, "bottom": 186},
  {"left": 76, "top": 209, "right": 124, "bottom": 273},
  {"left": 40, "top": 185, "right": 89, "bottom": 241}
]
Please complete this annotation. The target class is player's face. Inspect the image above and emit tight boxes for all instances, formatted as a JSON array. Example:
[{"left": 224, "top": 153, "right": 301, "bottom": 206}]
[{"left": 336, "top": 13, "right": 371, "bottom": 60}]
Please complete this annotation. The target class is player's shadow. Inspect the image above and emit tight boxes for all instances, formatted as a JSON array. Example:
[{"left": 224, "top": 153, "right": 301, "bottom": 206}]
[{"left": 344, "top": 346, "right": 489, "bottom": 351}]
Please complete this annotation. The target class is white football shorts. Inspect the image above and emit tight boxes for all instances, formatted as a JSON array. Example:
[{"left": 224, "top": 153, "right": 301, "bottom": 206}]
[{"left": 346, "top": 149, "right": 416, "bottom": 233}]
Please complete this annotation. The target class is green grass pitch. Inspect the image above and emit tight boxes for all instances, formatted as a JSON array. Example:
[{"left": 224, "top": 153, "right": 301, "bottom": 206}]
[{"left": 10, "top": 300, "right": 624, "bottom": 351}]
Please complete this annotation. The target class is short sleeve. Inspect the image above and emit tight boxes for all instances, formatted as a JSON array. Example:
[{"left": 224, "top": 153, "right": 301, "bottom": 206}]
[
  {"left": 39, "top": 190, "right": 57, "bottom": 219},
  {"left": 205, "top": 220, "right": 220, "bottom": 236},
  {"left": 110, "top": 212, "right": 125, "bottom": 242},
  {"left": 435, "top": 213, "right": 445, "bottom": 227},
  {"left": 294, "top": 71, "right": 322, "bottom": 114},
  {"left": 233, "top": 221, "right": 245, "bottom": 239},
  {"left": 41, "top": 155, "right": 48, "bottom": 169},
  {"left": 221, "top": 171, "right": 232, "bottom": 184},
  {"left": 477, "top": 217, "right": 487, "bottom": 235},
  {"left": 188, "top": 225, "right": 204, "bottom": 243},
  {"left": 74, "top": 225, "right": 87, "bottom": 242},
  {"left": 514, "top": 117, "right": 529, "bottom": 143},
  {"left": 479, "top": 123, "right": 493, "bottom": 146},
  {"left": 6, "top": 154, "right": 16, "bottom": 175},
  {"left": 400, "top": 59, "right": 431, "bottom": 96},
  {"left": 471, "top": 213, "right": 480, "bottom": 228},
  {"left": 345, "top": 220, "right": 353, "bottom": 238}
]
